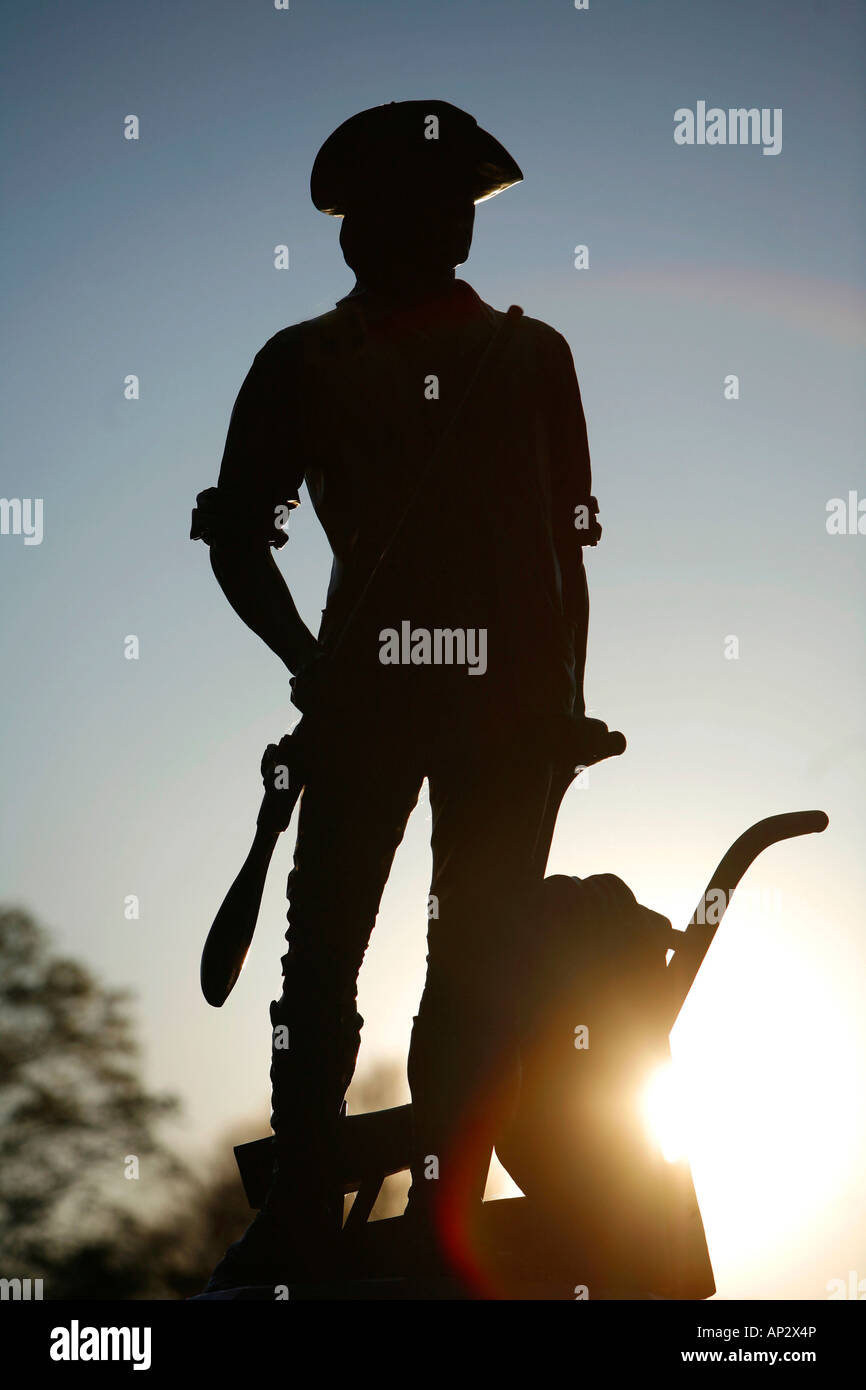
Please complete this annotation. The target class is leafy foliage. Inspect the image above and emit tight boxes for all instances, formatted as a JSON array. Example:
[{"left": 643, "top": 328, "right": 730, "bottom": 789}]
[{"left": 0, "top": 907, "right": 182, "bottom": 1283}]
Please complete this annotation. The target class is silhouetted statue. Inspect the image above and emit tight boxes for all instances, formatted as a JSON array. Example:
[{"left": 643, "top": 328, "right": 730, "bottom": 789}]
[{"left": 192, "top": 99, "right": 620, "bottom": 1291}]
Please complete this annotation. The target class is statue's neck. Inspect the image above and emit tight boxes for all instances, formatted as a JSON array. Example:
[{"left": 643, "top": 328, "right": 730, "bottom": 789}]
[{"left": 348, "top": 267, "right": 457, "bottom": 303}]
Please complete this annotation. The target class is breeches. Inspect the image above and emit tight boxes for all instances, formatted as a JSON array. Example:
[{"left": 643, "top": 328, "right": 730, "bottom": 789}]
[{"left": 268, "top": 701, "right": 565, "bottom": 1198}]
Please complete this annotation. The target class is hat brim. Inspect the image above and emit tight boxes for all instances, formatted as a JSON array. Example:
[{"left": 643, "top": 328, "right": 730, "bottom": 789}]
[{"left": 310, "top": 103, "right": 523, "bottom": 215}]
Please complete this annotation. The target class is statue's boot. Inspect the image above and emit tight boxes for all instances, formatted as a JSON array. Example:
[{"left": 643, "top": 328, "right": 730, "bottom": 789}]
[
  {"left": 403, "top": 1004, "right": 520, "bottom": 1286},
  {"left": 202, "top": 1158, "right": 342, "bottom": 1293},
  {"left": 203, "top": 961, "right": 362, "bottom": 1293}
]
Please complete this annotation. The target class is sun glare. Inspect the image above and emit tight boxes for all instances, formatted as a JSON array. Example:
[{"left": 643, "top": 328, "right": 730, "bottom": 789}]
[{"left": 642, "top": 1062, "right": 687, "bottom": 1164}]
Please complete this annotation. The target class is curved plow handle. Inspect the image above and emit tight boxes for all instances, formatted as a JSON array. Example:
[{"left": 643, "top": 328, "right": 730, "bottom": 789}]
[{"left": 667, "top": 810, "right": 829, "bottom": 1026}]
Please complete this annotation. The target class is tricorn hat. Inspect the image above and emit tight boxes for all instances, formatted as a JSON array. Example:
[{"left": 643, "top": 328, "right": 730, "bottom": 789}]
[{"left": 310, "top": 100, "right": 523, "bottom": 215}]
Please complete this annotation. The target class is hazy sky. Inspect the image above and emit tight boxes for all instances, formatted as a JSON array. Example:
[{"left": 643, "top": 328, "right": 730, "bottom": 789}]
[{"left": 2, "top": 0, "right": 864, "bottom": 1299}]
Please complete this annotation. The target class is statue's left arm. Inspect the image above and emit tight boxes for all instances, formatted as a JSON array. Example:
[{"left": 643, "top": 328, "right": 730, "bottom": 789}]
[{"left": 548, "top": 330, "right": 601, "bottom": 720}]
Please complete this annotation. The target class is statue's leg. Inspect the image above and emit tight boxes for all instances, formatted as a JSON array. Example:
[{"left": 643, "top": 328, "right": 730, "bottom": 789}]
[
  {"left": 268, "top": 764, "right": 421, "bottom": 1244},
  {"left": 205, "top": 718, "right": 422, "bottom": 1290},
  {"left": 405, "top": 724, "right": 559, "bottom": 1264}
]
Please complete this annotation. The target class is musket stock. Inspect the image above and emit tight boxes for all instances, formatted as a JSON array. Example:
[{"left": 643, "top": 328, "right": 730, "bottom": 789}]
[{"left": 200, "top": 734, "right": 305, "bottom": 1007}]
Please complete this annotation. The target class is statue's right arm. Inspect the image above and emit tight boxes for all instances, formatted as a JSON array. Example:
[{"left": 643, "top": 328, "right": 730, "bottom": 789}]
[
  {"left": 191, "top": 338, "right": 319, "bottom": 676},
  {"left": 205, "top": 532, "right": 319, "bottom": 676}
]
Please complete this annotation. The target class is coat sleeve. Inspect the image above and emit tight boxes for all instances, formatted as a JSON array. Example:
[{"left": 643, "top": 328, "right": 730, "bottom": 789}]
[
  {"left": 547, "top": 331, "right": 599, "bottom": 624},
  {"left": 212, "top": 332, "right": 306, "bottom": 549}
]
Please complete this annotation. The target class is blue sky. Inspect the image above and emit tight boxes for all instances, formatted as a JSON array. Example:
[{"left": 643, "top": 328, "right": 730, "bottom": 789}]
[{"left": 1, "top": 0, "right": 864, "bottom": 1298}]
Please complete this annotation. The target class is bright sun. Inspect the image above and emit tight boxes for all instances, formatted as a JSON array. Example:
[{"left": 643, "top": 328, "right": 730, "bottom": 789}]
[{"left": 641, "top": 1061, "right": 687, "bottom": 1164}]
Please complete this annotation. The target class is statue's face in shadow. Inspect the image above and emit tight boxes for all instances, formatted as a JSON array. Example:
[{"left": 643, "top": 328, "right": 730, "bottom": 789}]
[{"left": 339, "top": 190, "right": 476, "bottom": 291}]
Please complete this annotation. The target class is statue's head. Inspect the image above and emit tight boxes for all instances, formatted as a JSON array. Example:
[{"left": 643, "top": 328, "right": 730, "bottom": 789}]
[
  {"left": 337, "top": 187, "right": 476, "bottom": 292},
  {"left": 311, "top": 100, "right": 521, "bottom": 292}
]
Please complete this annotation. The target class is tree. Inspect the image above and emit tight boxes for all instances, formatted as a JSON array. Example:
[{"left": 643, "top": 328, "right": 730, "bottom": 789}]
[
  {"left": 0, "top": 906, "right": 182, "bottom": 1288},
  {"left": 0, "top": 905, "right": 413, "bottom": 1297}
]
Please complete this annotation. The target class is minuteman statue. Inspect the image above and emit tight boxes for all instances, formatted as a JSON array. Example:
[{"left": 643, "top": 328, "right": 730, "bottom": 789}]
[{"left": 192, "top": 99, "right": 614, "bottom": 1289}]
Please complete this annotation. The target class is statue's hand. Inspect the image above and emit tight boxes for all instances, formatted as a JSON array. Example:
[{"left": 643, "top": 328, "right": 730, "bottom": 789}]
[
  {"left": 260, "top": 734, "right": 295, "bottom": 788},
  {"left": 289, "top": 649, "right": 330, "bottom": 714},
  {"left": 562, "top": 714, "right": 626, "bottom": 772},
  {"left": 258, "top": 732, "right": 304, "bottom": 832}
]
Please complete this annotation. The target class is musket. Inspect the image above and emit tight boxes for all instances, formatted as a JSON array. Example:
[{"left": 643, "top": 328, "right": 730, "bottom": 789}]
[{"left": 200, "top": 732, "right": 305, "bottom": 1007}]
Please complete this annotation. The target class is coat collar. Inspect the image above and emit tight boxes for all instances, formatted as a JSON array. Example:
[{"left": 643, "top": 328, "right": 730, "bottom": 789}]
[{"left": 334, "top": 277, "right": 491, "bottom": 335}]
